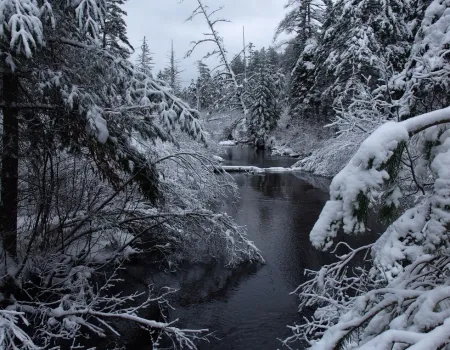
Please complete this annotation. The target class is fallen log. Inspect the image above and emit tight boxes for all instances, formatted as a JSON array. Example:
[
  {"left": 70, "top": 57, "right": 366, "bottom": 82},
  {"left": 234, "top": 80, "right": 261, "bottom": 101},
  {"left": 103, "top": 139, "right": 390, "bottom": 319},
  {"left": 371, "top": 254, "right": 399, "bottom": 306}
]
[{"left": 220, "top": 166, "right": 303, "bottom": 173}]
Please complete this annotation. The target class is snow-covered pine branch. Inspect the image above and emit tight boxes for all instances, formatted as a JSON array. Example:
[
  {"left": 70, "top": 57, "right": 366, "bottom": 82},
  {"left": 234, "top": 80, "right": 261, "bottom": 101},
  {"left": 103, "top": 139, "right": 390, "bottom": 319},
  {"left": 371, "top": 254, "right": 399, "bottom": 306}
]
[
  {"left": 285, "top": 106, "right": 450, "bottom": 349},
  {"left": 310, "top": 106, "right": 450, "bottom": 251}
]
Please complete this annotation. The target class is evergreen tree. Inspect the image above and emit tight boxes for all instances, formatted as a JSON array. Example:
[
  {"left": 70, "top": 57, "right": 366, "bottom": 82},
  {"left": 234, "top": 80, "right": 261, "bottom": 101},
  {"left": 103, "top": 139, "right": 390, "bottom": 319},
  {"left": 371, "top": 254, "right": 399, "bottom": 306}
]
[
  {"left": 0, "top": 1, "right": 263, "bottom": 348},
  {"left": 275, "top": 0, "right": 326, "bottom": 121},
  {"left": 165, "top": 40, "right": 182, "bottom": 94},
  {"left": 275, "top": 0, "right": 324, "bottom": 44},
  {"left": 156, "top": 69, "right": 166, "bottom": 82},
  {"left": 266, "top": 47, "right": 280, "bottom": 67},
  {"left": 316, "top": 0, "right": 412, "bottom": 113},
  {"left": 286, "top": 2, "right": 450, "bottom": 348},
  {"left": 102, "top": 0, "right": 133, "bottom": 57},
  {"left": 196, "top": 61, "right": 218, "bottom": 111},
  {"left": 136, "top": 36, "right": 154, "bottom": 75},
  {"left": 248, "top": 62, "right": 281, "bottom": 147},
  {"left": 248, "top": 48, "right": 264, "bottom": 74},
  {"left": 289, "top": 38, "right": 321, "bottom": 120},
  {"left": 230, "top": 55, "right": 245, "bottom": 76},
  {"left": 393, "top": 0, "right": 445, "bottom": 119},
  {"left": 183, "top": 79, "right": 198, "bottom": 108},
  {"left": 0, "top": 0, "right": 204, "bottom": 262}
]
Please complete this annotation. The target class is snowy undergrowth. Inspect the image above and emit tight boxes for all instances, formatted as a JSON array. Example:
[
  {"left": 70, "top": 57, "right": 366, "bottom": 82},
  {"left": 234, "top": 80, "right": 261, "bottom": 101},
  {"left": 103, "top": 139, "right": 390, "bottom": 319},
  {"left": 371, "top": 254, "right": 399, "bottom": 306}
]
[
  {"left": 203, "top": 110, "right": 246, "bottom": 139},
  {"left": 284, "top": 107, "right": 450, "bottom": 349},
  {"left": 293, "top": 134, "right": 365, "bottom": 177},
  {"left": 151, "top": 133, "right": 263, "bottom": 267},
  {"left": 269, "top": 112, "right": 353, "bottom": 177}
]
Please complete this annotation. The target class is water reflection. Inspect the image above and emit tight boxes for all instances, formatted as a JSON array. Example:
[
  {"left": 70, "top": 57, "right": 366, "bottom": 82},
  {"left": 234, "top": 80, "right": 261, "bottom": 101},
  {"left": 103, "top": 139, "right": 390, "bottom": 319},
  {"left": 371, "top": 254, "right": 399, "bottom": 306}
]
[
  {"left": 126, "top": 146, "right": 383, "bottom": 350},
  {"left": 165, "top": 148, "right": 334, "bottom": 350}
]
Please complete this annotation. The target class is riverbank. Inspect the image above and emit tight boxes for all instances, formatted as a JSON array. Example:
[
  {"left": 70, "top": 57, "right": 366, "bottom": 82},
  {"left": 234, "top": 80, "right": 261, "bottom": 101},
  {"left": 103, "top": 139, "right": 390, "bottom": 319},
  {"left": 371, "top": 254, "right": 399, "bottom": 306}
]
[{"left": 214, "top": 112, "right": 357, "bottom": 178}]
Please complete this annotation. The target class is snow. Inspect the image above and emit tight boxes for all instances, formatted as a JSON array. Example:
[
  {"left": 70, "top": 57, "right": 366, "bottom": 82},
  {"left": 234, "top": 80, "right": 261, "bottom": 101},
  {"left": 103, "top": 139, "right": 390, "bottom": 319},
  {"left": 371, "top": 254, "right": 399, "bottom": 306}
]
[
  {"left": 2, "top": 0, "right": 44, "bottom": 58},
  {"left": 271, "top": 146, "right": 300, "bottom": 158},
  {"left": 219, "top": 140, "right": 237, "bottom": 146},
  {"left": 369, "top": 123, "right": 450, "bottom": 278},
  {"left": 221, "top": 165, "right": 302, "bottom": 174},
  {"left": 213, "top": 155, "right": 225, "bottom": 162},
  {"left": 86, "top": 107, "right": 109, "bottom": 144},
  {"left": 310, "top": 121, "right": 409, "bottom": 249},
  {"left": 403, "top": 106, "right": 450, "bottom": 135}
]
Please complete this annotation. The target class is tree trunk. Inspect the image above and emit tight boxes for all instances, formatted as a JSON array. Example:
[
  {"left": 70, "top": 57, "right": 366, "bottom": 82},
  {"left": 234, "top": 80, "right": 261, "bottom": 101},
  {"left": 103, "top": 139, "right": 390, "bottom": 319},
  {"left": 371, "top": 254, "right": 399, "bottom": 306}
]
[{"left": 1, "top": 69, "right": 19, "bottom": 259}]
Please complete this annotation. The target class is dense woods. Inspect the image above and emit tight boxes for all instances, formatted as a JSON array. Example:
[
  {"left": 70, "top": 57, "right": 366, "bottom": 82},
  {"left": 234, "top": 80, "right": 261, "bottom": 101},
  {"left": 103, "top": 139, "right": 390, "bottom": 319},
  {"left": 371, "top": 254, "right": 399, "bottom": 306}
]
[{"left": 2, "top": 0, "right": 450, "bottom": 349}]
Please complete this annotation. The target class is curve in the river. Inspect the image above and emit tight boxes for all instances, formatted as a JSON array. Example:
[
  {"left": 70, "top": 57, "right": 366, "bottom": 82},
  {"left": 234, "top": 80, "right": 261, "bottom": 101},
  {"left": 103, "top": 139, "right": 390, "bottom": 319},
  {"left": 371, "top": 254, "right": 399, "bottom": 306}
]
[
  {"left": 130, "top": 146, "right": 379, "bottom": 350},
  {"left": 170, "top": 146, "right": 333, "bottom": 350}
]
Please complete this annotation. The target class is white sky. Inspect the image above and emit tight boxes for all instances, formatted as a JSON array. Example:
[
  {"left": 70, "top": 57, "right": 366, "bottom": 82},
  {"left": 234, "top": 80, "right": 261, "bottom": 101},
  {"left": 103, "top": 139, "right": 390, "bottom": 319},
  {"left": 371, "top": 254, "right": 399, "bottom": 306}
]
[{"left": 124, "top": 0, "right": 289, "bottom": 86}]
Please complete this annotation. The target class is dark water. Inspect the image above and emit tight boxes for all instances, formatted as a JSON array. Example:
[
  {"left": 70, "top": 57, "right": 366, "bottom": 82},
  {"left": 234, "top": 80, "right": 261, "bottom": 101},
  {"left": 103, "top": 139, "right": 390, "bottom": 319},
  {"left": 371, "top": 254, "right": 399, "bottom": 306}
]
[
  {"left": 165, "top": 146, "right": 337, "bottom": 350},
  {"left": 119, "top": 146, "right": 382, "bottom": 350}
]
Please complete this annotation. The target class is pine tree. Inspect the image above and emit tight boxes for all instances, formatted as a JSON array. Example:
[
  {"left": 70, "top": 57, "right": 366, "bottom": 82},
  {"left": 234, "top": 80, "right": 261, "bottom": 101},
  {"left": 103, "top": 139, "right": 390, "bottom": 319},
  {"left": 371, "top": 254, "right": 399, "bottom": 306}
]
[
  {"left": 230, "top": 55, "right": 246, "bottom": 77},
  {"left": 248, "top": 62, "right": 281, "bottom": 147},
  {"left": 0, "top": 0, "right": 204, "bottom": 261},
  {"left": 286, "top": 2, "right": 450, "bottom": 348},
  {"left": 195, "top": 61, "right": 217, "bottom": 111},
  {"left": 164, "top": 40, "right": 182, "bottom": 94},
  {"left": 102, "top": 0, "right": 133, "bottom": 57},
  {"left": 289, "top": 38, "right": 321, "bottom": 120},
  {"left": 393, "top": 0, "right": 447, "bottom": 119},
  {"left": 275, "top": 0, "right": 324, "bottom": 44},
  {"left": 316, "top": 0, "right": 412, "bottom": 113},
  {"left": 136, "top": 36, "right": 154, "bottom": 75},
  {"left": 248, "top": 48, "right": 264, "bottom": 75},
  {"left": 0, "top": 2, "right": 266, "bottom": 348},
  {"left": 276, "top": 0, "right": 326, "bottom": 121},
  {"left": 266, "top": 47, "right": 280, "bottom": 67},
  {"left": 156, "top": 69, "right": 166, "bottom": 82},
  {"left": 186, "top": 0, "right": 249, "bottom": 117}
]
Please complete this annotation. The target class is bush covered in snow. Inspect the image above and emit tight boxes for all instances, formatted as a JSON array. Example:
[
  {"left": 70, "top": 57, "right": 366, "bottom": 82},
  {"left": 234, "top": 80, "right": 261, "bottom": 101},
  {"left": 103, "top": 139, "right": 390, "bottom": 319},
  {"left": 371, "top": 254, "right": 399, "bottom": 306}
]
[
  {"left": 283, "top": 0, "right": 450, "bottom": 349},
  {"left": 0, "top": 1, "right": 262, "bottom": 349}
]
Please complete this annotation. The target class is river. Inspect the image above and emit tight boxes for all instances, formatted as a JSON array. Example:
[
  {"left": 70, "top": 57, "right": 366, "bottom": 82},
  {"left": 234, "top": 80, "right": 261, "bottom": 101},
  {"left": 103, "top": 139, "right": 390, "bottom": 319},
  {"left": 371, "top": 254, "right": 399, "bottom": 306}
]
[
  {"left": 165, "top": 146, "right": 337, "bottom": 350},
  {"left": 94, "top": 145, "right": 378, "bottom": 350},
  {"left": 120, "top": 145, "right": 379, "bottom": 350}
]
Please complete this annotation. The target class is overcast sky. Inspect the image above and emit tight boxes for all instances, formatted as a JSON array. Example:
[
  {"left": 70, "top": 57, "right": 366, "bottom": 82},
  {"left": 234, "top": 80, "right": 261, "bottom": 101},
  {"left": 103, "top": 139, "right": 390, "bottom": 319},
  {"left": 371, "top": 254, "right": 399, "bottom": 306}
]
[{"left": 124, "top": 0, "right": 288, "bottom": 86}]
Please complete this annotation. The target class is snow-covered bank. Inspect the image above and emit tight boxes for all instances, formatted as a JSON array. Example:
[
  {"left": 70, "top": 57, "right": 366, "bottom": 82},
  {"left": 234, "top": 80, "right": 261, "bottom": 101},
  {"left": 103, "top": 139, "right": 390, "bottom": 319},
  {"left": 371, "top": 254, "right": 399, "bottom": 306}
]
[
  {"left": 266, "top": 113, "right": 349, "bottom": 176},
  {"left": 265, "top": 112, "right": 366, "bottom": 177},
  {"left": 213, "top": 155, "right": 225, "bottom": 162},
  {"left": 292, "top": 136, "right": 364, "bottom": 177},
  {"left": 270, "top": 134, "right": 360, "bottom": 177},
  {"left": 271, "top": 145, "right": 301, "bottom": 158}
]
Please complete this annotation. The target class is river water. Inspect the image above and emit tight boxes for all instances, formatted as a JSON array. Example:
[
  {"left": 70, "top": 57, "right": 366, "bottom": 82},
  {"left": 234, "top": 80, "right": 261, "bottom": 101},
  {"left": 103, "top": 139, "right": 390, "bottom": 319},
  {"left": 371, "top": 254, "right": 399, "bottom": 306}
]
[
  {"left": 164, "top": 146, "right": 339, "bottom": 350},
  {"left": 116, "top": 145, "right": 380, "bottom": 350}
]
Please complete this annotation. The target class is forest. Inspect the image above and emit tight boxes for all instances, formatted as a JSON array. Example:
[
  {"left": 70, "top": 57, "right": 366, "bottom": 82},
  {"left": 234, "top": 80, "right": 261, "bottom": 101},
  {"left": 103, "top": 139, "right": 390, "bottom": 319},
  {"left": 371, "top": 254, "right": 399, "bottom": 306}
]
[{"left": 1, "top": 0, "right": 450, "bottom": 349}]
